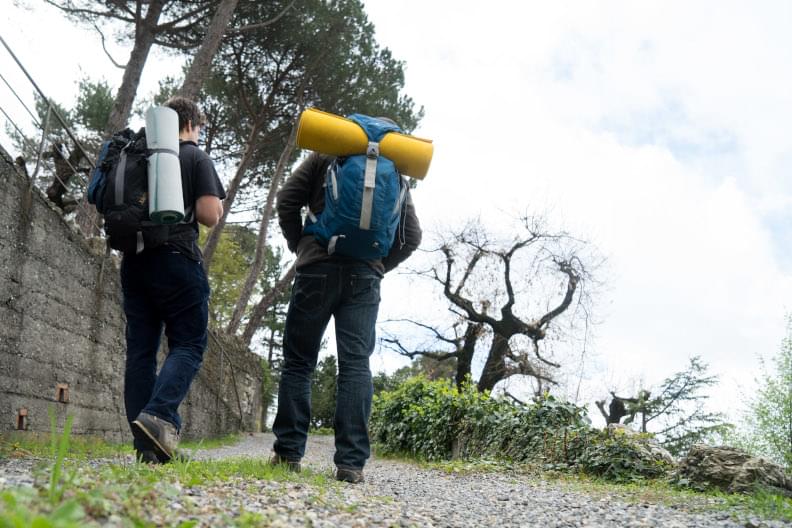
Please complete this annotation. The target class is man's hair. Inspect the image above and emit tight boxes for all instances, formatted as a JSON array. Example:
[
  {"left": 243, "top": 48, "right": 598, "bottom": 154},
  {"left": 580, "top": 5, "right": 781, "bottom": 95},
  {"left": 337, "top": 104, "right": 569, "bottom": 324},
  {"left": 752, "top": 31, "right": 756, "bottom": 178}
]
[{"left": 165, "top": 96, "right": 206, "bottom": 131}]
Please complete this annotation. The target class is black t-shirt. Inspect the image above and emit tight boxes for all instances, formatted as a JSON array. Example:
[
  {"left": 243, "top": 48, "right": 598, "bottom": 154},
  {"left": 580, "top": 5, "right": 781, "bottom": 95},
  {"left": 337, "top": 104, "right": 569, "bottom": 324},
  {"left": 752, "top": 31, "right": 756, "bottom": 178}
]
[{"left": 165, "top": 141, "right": 226, "bottom": 261}]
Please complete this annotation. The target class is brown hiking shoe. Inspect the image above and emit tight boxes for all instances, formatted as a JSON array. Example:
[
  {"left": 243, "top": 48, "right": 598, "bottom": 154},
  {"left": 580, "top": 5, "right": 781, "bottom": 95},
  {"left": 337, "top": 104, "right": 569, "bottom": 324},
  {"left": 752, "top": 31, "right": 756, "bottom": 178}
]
[
  {"left": 269, "top": 453, "right": 301, "bottom": 472},
  {"left": 135, "top": 449, "right": 162, "bottom": 464},
  {"left": 335, "top": 466, "right": 364, "bottom": 483},
  {"left": 132, "top": 412, "right": 179, "bottom": 462}
]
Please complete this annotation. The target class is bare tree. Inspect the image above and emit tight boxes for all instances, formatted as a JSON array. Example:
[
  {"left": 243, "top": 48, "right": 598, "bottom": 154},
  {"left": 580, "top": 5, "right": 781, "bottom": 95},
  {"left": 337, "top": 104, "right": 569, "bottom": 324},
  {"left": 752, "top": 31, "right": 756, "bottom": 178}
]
[
  {"left": 381, "top": 318, "right": 483, "bottom": 389},
  {"left": 386, "top": 216, "right": 597, "bottom": 393}
]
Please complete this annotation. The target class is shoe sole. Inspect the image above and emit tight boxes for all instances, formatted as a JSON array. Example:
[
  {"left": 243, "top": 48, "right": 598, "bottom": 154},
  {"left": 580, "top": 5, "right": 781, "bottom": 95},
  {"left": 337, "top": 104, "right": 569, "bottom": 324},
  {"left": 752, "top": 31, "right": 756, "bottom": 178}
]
[{"left": 131, "top": 419, "right": 173, "bottom": 462}]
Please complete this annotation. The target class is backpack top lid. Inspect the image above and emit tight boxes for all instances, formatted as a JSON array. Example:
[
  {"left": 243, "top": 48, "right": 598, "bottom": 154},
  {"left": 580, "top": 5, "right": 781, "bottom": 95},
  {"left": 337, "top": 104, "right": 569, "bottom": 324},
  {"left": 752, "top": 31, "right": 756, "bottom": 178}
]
[{"left": 347, "top": 114, "right": 401, "bottom": 143}]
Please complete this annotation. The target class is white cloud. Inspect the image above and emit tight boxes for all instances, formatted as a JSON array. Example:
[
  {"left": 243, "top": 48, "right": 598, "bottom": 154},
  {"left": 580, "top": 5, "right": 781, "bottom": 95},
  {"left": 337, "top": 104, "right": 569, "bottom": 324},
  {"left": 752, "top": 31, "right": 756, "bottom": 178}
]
[{"left": 364, "top": 0, "right": 792, "bottom": 421}]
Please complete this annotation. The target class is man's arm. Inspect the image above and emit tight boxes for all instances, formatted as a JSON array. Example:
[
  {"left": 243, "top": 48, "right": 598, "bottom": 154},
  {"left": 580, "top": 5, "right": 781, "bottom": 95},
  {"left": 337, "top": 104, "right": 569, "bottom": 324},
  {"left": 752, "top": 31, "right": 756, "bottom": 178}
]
[
  {"left": 196, "top": 195, "right": 223, "bottom": 227},
  {"left": 382, "top": 189, "right": 422, "bottom": 273},
  {"left": 277, "top": 153, "right": 320, "bottom": 252}
]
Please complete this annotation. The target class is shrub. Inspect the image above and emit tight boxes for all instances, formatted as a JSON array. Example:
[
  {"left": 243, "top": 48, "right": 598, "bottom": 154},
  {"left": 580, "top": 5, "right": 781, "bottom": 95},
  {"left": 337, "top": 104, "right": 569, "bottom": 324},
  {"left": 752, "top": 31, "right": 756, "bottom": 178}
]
[
  {"left": 370, "top": 376, "right": 674, "bottom": 482},
  {"left": 577, "top": 430, "right": 673, "bottom": 482}
]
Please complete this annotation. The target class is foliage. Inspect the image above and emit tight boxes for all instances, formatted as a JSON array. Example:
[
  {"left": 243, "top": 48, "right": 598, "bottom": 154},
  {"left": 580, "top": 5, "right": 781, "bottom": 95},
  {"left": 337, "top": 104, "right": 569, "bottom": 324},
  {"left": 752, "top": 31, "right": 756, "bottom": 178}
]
[
  {"left": 199, "top": 0, "right": 423, "bottom": 221},
  {"left": 0, "top": 456, "right": 324, "bottom": 526},
  {"left": 370, "top": 376, "right": 678, "bottom": 482},
  {"left": 576, "top": 430, "right": 670, "bottom": 483},
  {"left": 0, "top": 432, "right": 130, "bottom": 460},
  {"left": 372, "top": 357, "right": 455, "bottom": 395},
  {"left": 73, "top": 78, "right": 113, "bottom": 134},
  {"left": 48, "top": 409, "right": 74, "bottom": 505},
  {"left": 611, "top": 356, "right": 732, "bottom": 457},
  {"left": 735, "top": 321, "right": 792, "bottom": 469},
  {"left": 200, "top": 224, "right": 286, "bottom": 330},
  {"left": 311, "top": 356, "right": 338, "bottom": 429}
]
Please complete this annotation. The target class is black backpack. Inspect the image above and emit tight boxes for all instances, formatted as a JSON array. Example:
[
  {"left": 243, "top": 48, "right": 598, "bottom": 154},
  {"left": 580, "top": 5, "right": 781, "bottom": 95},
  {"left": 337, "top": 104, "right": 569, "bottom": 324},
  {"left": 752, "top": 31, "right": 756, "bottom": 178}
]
[{"left": 87, "top": 128, "right": 175, "bottom": 254}]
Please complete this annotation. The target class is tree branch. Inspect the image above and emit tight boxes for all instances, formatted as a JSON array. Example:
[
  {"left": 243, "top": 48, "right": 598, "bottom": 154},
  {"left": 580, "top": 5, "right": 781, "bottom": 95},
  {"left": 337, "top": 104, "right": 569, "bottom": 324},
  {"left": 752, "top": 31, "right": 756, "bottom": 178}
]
[
  {"left": 536, "top": 257, "right": 580, "bottom": 329},
  {"left": 93, "top": 22, "right": 126, "bottom": 68},
  {"left": 232, "top": 0, "right": 297, "bottom": 33},
  {"left": 379, "top": 336, "right": 459, "bottom": 362}
]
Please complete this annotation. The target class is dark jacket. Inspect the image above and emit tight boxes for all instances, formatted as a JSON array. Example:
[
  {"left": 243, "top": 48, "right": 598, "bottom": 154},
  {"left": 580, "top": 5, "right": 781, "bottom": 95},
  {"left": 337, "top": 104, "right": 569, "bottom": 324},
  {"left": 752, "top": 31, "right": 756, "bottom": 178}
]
[{"left": 277, "top": 152, "right": 422, "bottom": 275}]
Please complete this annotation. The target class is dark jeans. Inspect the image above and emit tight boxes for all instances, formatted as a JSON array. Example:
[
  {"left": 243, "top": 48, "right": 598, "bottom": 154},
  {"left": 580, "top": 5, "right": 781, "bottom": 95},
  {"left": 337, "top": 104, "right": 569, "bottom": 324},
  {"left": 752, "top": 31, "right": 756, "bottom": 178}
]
[
  {"left": 273, "top": 261, "right": 381, "bottom": 469},
  {"left": 120, "top": 246, "right": 209, "bottom": 451}
]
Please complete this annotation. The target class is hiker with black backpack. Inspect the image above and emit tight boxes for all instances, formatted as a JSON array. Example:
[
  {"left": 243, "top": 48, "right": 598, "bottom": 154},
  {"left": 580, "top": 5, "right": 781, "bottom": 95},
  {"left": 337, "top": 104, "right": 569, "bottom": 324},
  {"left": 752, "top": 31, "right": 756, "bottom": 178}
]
[
  {"left": 91, "top": 97, "right": 225, "bottom": 463},
  {"left": 270, "top": 115, "right": 422, "bottom": 483}
]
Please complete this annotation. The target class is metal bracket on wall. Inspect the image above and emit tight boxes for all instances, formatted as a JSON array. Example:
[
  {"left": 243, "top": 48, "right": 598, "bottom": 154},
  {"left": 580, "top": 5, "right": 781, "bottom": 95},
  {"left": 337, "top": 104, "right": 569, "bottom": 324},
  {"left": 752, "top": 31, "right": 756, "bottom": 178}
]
[
  {"left": 16, "top": 408, "right": 27, "bottom": 430},
  {"left": 56, "top": 383, "right": 69, "bottom": 403}
]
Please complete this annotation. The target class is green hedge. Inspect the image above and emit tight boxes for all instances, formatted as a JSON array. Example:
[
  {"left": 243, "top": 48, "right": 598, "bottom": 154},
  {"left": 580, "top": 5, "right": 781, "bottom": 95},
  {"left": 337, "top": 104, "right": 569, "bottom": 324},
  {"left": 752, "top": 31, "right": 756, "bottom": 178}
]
[{"left": 370, "top": 377, "right": 672, "bottom": 482}]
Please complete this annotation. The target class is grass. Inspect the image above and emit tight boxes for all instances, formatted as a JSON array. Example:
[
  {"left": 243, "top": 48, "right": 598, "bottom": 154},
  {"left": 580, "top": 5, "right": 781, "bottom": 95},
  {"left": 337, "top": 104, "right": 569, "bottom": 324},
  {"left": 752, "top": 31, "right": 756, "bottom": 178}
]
[
  {"left": 0, "top": 431, "right": 131, "bottom": 460},
  {"left": 0, "top": 451, "right": 336, "bottom": 526},
  {"left": 2, "top": 425, "right": 789, "bottom": 526},
  {"left": 0, "top": 423, "right": 338, "bottom": 527},
  {"left": 179, "top": 433, "right": 241, "bottom": 450}
]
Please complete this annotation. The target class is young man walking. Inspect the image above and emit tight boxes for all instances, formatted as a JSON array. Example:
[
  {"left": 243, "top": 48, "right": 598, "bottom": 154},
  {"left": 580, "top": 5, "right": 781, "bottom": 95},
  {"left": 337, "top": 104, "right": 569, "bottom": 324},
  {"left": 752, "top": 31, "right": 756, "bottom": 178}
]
[
  {"left": 122, "top": 97, "right": 225, "bottom": 463},
  {"left": 273, "top": 137, "right": 422, "bottom": 483}
]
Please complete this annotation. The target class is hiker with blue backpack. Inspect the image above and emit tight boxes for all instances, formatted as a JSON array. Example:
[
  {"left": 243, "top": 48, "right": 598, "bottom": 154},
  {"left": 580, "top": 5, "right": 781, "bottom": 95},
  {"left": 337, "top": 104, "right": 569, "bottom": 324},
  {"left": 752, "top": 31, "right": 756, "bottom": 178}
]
[{"left": 271, "top": 115, "right": 422, "bottom": 483}]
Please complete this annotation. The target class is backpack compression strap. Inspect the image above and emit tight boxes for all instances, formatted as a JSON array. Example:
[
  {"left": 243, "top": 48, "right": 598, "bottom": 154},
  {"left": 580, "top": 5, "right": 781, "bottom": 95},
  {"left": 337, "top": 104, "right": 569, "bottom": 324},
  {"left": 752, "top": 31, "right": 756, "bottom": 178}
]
[
  {"left": 114, "top": 150, "right": 129, "bottom": 207},
  {"left": 360, "top": 141, "right": 379, "bottom": 230}
]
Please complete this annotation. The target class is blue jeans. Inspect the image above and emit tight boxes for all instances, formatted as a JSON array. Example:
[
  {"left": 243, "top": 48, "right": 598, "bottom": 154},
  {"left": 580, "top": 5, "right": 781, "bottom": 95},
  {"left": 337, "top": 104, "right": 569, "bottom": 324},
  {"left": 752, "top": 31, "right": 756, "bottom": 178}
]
[
  {"left": 273, "top": 261, "right": 381, "bottom": 469},
  {"left": 120, "top": 246, "right": 209, "bottom": 450}
]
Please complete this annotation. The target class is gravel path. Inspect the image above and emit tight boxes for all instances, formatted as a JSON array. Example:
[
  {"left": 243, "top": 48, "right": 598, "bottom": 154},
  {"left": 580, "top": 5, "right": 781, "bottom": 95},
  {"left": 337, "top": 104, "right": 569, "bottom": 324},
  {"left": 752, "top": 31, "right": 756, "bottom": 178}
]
[
  {"left": 0, "top": 433, "right": 788, "bottom": 527},
  {"left": 188, "top": 433, "right": 788, "bottom": 528}
]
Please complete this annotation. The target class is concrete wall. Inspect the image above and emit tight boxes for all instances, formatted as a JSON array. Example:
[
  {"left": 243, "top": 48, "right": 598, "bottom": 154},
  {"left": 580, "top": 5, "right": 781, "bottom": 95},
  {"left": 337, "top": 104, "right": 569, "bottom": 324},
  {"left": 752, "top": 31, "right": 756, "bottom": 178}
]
[{"left": 0, "top": 145, "right": 262, "bottom": 441}]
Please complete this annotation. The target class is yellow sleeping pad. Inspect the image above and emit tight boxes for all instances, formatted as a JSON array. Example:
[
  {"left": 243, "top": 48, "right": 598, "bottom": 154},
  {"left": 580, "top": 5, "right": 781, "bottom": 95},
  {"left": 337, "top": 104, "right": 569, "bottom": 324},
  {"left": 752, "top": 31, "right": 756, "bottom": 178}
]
[{"left": 296, "top": 108, "right": 433, "bottom": 179}]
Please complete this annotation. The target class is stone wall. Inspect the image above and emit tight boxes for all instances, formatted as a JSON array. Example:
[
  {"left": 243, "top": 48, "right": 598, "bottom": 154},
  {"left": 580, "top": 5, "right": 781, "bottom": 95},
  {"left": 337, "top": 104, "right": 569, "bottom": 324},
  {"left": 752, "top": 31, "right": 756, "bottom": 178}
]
[{"left": 0, "top": 146, "right": 262, "bottom": 441}]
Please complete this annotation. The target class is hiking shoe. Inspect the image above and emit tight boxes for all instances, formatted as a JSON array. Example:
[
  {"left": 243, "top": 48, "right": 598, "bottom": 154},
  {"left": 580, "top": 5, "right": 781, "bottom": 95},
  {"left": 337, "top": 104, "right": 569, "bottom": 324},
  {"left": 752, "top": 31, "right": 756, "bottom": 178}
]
[
  {"left": 335, "top": 466, "right": 364, "bottom": 483},
  {"left": 269, "top": 453, "right": 301, "bottom": 472},
  {"left": 131, "top": 412, "right": 179, "bottom": 462},
  {"left": 135, "top": 449, "right": 162, "bottom": 464}
]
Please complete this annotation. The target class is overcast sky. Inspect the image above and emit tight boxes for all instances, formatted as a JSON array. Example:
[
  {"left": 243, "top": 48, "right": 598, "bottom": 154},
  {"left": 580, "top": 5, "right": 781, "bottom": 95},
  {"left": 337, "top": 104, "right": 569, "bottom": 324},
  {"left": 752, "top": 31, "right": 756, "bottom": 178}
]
[{"left": 2, "top": 1, "right": 791, "bottom": 424}]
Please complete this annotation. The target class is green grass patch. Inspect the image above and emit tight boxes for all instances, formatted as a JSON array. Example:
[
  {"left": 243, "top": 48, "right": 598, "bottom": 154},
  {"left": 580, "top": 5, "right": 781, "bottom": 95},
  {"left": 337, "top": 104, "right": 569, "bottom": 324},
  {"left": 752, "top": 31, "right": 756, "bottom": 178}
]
[
  {"left": 0, "top": 432, "right": 131, "bottom": 460},
  {"left": 0, "top": 416, "right": 340, "bottom": 526},
  {"left": 179, "top": 432, "right": 241, "bottom": 450},
  {"left": 309, "top": 427, "right": 334, "bottom": 436},
  {"left": 0, "top": 455, "right": 333, "bottom": 526}
]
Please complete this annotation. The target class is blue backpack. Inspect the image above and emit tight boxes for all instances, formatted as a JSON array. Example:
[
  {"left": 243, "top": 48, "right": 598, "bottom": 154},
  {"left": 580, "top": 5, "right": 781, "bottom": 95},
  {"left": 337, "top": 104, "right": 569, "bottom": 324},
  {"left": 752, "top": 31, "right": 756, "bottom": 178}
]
[{"left": 303, "top": 114, "right": 408, "bottom": 260}]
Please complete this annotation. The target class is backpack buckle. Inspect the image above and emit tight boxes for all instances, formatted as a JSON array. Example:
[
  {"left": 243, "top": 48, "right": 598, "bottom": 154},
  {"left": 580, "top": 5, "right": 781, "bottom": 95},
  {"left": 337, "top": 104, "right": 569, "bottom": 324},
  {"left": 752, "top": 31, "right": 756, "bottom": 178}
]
[{"left": 366, "top": 141, "right": 379, "bottom": 159}]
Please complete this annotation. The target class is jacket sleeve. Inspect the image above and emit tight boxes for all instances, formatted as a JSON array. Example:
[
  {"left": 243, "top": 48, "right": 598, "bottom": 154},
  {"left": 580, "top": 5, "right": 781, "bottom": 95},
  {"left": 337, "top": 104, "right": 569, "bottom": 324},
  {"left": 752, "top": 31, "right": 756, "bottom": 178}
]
[
  {"left": 276, "top": 153, "right": 318, "bottom": 253},
  {"left": 382, "top": 188, "right": 422, "bottom": 273}
]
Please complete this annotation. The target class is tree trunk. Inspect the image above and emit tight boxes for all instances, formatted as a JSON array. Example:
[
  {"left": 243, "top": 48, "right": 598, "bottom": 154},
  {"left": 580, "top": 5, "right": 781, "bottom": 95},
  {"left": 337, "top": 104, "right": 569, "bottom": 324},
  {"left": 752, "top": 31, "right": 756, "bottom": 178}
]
[
  {"left": 242, "top": 263, "right": 296, "bottom": 346},
  {"left": 227, "top": 126, "right": 297, "bottom": 334},
  {"left": 455, "top": 322, "right": 482, "bottom": 389},
  {"left": 202, "top": 121, "right": 264, "bottom": 269},
  {"left": 103, "top": 1, "right": 165, "bottom": 138},
  {"left": 477, "top": 333, "right": 511, "bottom": 393},
  {"left": 178, "top": 0, "right": 240, "bottom": 100}
]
